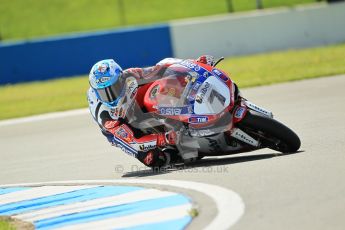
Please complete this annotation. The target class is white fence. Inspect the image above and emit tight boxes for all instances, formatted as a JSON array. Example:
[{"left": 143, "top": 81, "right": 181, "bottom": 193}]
[{"left": 170, "top": 2, "right": 345, "bottom": 58}]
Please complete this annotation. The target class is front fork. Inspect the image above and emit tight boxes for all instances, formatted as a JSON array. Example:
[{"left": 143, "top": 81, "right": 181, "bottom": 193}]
[{"left": 230, "top": 99, "right": 273, "bottom": 147}]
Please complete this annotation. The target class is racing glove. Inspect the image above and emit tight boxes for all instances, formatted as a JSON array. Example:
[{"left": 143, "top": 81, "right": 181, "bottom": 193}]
[{"left": 197, "top": 55, "right": 215, "bottom": 66}]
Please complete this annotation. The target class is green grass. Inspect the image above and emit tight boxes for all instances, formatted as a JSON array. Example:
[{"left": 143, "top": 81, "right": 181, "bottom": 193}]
[
  {"left": 218, "top": 43, "right": 345, "bottom": 87},
  {"left": 0, "top": 76, "right": 89, "bottom": 120},
  {"left": 231, "top": 0, "right": 318, "bottom": 11},
  {"left": 0, "top": 220, "right": 15, "bottom": 230},
  {"left": 0, "top": 0, "right": 321, "bottom": 41},
  {"left": 1, "top": 43, "right": 345, "bottom": 120}
]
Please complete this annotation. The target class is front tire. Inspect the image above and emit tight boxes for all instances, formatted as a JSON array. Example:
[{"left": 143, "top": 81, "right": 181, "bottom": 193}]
[{"left": 238, "top": 110, "right": 301, "bottom": 153}]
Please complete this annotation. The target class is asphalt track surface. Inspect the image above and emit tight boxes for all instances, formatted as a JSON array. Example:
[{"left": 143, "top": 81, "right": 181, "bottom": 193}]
[{"left": 1, "top": 75, "right": 345, "bottom": 229}]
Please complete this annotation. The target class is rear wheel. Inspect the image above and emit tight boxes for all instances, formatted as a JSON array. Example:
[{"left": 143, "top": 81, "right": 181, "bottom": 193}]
[{"left": 238, "top": 110, "right": 301, "bottom": 153}]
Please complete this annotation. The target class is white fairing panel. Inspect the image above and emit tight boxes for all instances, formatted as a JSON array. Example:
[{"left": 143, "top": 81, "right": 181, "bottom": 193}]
[{"left": 193, "top": 76, "right": 230, "bottom": 115}]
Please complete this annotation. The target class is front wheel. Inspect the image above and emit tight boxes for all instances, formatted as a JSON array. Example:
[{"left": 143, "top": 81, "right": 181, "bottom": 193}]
[{"left": 238, "top": 110, "right": 301, "bottom": 153}]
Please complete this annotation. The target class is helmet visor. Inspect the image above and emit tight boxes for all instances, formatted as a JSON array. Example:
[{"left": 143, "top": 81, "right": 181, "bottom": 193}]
[{"left": 96, "top": 78, "right": 124, "bottom": 104}]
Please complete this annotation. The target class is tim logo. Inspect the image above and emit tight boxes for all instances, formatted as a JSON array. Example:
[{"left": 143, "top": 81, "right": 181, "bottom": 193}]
[{"left": 189, "top": 116, "right": 208, "bottom": 123}]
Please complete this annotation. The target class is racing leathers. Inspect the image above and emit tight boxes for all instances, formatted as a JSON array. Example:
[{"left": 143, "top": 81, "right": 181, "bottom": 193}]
[{"left": 87, "top": 56, "right": 214, "bottom": 168}]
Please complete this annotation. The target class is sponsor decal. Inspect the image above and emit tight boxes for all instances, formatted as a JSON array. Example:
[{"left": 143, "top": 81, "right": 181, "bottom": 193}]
[
  {"left": 234, "top": 107, "right": 246, "bottom": 119},
  {"left": 193, "top": 82, "right": 201, "bottom": 91},
  {"left": 212, "top": 68, "right": 229, "bottom": 82},
  {"left": 95, "top": 76, "right": 111, "bottom": 84},
  {"left": 244, "top": 101, "right": 273, "bottom": 118},
  {"left": 188, "top": 82, "right": 203, "bottom": 101},
  {"left": 127, "top": 79, "right": 138, "bottom": 98},
  {"left": 180, "top": 60, "right": 201, "bottom": 72},
  {"left": 158, "top": 106, "right": 192, "bottom": 116},
  {"left": 115, "top": 126, "right": 134, "bottom": 143},
  {"left": 159, "top": 107, "right": 181, "bottom": 116},
  {"left": 113, "top": 137, "right": 137, "bottom": 157},
  {"left": 212, "top": 68, "right": 222, "bottom": 76},
  {"left": 139, "top": 141, "right": 156, "bottom": 152},
  {"left": 189, "top": 116, "right": 209, "bottom": 123},
  {"left": 230, "top": 128, "right": 259, "bottom": 146},
  {"left": 116, "top": 127, "right": 128, "bottom": 139},
  {"left": 196, "top": 82, "right": 210, "bottom": 103},
  {"left": 233, "top": 132, "right": 255, "bottom": 145},
  {"left": 180, "top": 60, "right": 229, "bottom": 85},
  {"left": 117, "top": 144, "right": 136, "bottom": 157}
]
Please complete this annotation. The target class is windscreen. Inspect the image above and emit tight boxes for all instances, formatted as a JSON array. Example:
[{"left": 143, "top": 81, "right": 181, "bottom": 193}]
[{"left": 154, "top": 64, "right": 198, "bottom": 108}]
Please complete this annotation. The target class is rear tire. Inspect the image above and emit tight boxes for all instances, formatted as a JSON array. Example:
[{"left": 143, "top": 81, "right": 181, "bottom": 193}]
[{"left": 238, "top": 110, "right": 301, "bottom": 153}]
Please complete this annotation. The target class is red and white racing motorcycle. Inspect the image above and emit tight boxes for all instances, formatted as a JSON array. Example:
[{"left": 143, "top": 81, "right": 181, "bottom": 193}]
[{"left": 128, "top": 58, "right": 300, "bottom": 163}]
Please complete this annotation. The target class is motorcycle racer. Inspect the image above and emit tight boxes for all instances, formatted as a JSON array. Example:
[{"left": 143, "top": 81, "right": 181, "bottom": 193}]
[{"left": 87, "top": 55, "right": 215, "bottom": 168}]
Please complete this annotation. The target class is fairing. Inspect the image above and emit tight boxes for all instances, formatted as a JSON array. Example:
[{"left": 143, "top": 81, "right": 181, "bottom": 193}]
[{"left": 143, "top": 61, "right": 235, "bottom": 127}]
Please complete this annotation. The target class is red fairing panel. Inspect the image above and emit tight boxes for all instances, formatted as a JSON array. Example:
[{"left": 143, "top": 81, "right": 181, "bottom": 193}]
[{"left": 135, "top": 82, "right": 153, "bottom": 108}]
